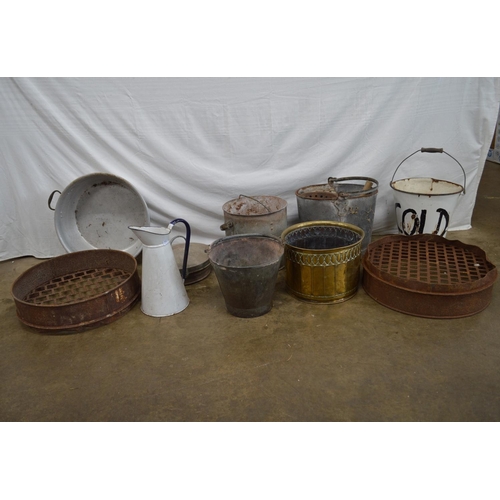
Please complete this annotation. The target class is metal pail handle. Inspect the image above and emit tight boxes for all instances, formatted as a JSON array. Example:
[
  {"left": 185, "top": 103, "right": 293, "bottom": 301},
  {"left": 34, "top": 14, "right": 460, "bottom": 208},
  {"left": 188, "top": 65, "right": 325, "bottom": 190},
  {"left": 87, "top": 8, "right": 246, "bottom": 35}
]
[
  {"left": 327, "top": 176, "right": 379, "bottom": 196},
  {"left": 238, "top": 194, "right": 272, "bottom": 212},
  {"left": 391, "top": 148, "right": 466, "bottom": 194}
]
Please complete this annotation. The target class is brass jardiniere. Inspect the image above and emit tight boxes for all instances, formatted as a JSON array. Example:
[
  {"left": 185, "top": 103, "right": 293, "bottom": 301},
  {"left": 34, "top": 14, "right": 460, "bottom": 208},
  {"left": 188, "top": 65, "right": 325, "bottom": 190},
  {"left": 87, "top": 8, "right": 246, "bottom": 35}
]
[{"left": 281, "top": 221, "right": 364, "bottom": 304}]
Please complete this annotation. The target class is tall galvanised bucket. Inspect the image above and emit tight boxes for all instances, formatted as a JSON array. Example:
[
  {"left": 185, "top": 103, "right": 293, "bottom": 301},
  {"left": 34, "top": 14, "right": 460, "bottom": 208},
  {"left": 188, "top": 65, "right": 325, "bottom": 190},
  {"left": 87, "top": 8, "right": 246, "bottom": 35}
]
[
  {"left": 295, "top": 177, "right": 378, "bottom": 255},
  {"left": 281, "top": 221, "right": 364, "bottom": 304}
]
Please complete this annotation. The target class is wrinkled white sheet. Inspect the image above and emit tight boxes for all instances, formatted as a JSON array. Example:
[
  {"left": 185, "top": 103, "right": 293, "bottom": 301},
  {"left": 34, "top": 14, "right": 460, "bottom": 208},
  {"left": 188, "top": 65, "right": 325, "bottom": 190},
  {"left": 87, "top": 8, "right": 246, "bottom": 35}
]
[{"left": 1, "top": 77, "right": 499, "bottom": 261}]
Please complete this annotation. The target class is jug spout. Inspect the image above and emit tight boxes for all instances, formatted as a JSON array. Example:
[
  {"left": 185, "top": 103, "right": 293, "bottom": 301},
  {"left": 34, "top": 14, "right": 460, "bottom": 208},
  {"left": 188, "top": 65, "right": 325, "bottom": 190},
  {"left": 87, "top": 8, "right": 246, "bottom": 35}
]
[{"left": 128, "top": 225, "right": 172, "bottom": 246}]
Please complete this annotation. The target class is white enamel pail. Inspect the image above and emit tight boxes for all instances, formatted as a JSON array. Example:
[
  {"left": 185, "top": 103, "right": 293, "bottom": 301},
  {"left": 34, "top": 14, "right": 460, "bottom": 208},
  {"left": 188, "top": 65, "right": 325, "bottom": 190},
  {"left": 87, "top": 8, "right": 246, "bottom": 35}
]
[{"left": 390, "top": 148, "right": 466, "bottom": 237}]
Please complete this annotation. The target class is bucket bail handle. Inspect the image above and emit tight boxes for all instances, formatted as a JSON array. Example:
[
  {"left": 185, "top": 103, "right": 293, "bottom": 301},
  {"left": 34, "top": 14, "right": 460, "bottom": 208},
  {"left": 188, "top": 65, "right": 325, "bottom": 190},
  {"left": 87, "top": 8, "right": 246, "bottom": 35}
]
[
  {"left": 169, "top": 218, "right": 191, "bottom": 280},
  {"left": 239, "top": 194, "right": 271, "bottom": 212},
  {"left": 391, "top": 148, "right": 466, "bottom": 194}
]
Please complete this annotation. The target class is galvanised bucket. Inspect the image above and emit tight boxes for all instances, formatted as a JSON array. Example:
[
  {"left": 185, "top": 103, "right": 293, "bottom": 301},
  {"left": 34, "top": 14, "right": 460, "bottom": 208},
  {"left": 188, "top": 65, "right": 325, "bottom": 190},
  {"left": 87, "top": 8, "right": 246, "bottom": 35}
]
[
  {"left": 220, "top": 195, "right": 288, "bottom": 239},
  {"left": 295, "top": 177, "right": 378, "bottom": 255},
  {"left": 282, "top": 221, "right": 364, "bottom": 304},
  {"left": 220, "top": 194, "right": 288, "bottom": 268},
  {"left": 208, "top": 234, "right": 284, "bottom": 318}
]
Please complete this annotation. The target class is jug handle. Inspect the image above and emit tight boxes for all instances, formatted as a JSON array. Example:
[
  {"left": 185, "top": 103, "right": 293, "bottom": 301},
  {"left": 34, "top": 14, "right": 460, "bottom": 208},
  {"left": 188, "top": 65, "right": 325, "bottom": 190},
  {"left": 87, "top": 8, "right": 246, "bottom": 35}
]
[{"left": 169, "top": 219, "right": 191, "bottom": 280}]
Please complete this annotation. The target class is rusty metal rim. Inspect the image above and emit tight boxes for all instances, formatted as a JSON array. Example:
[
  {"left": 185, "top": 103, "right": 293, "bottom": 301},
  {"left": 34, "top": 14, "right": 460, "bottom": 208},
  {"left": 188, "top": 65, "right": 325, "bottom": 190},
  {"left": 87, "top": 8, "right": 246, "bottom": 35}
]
[
  {"left": 16, "top": 293, "right": 141, "bottom": 332},
  {"left": 362, "top": 284, "right": 493, "bottom": 319},
  {"left": 12, "top": 250, "right": 138, "bottom": 307},
  {"left": 362, "top": 273, "right": 494, "bottom": 319},
  {"left": 208, "top": 234, "right": 284, "bottom": 270},
  {"left": 11, "top": 249, "right": 141, "bottom": 332},
  {"left": 362, "top": 264, "right": 496, "bottom": 296},
  {"left": 362, "top": 234, "right": 497, "bottom": 318}
]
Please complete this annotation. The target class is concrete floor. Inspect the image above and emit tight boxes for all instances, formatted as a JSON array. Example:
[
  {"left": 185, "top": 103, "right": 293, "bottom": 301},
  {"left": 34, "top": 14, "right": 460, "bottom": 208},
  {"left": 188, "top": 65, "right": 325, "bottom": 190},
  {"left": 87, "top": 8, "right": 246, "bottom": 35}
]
[{"left": 1, "top": 162, "right": 499, "bottom": 422}]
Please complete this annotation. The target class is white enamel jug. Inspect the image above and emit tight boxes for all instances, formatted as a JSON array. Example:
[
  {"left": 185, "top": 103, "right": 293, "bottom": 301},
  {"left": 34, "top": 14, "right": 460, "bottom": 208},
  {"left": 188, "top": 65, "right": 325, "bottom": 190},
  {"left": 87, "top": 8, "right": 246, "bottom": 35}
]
[{"left": 129, "top": 219, "right": 191, "bottom": 317}]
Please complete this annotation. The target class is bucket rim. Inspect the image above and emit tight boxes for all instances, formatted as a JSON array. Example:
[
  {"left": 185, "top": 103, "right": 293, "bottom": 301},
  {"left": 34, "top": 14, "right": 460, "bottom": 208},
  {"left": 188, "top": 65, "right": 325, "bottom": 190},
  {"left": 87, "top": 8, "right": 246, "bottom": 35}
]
[
  {"left": 281, "top": 221, "right": 365, "bottom": 252},
  {"left": 208, "top": 233, "right": 284, "bottom": 269},
  {"left": 390, "top": 177, "right": 464, "bottom": 196},
  {"left": 296, "top": 176, "right": 379, "bottom": 199}
]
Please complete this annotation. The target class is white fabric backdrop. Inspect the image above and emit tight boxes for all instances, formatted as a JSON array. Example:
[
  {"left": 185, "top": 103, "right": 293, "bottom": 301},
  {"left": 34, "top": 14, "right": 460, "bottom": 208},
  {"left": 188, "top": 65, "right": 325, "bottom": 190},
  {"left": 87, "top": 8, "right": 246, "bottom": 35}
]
[{"left": 1, "top": 77, "right": 499, "bottom": 261}]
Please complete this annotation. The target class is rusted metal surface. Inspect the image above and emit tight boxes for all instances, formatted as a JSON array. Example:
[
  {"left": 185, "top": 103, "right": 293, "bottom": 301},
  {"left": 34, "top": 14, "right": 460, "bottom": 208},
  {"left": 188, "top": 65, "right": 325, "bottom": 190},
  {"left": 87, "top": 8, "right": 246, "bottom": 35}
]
[
  {"left": 282, "top": 221, "right": 364, "bottom": 304},
  {"left": 220, "top": 195, "right": 288, "bottom": 238},
  {"left": 11, "top": 250, "right": 140, "bottom": 332},
  {"left": 362, "top": 234, "right": 498, "bottom": 318},
  {"left": 295, "top": 177, "right": 378, "bottom": 254},
  {"left": 208, "top": 234, "right": 283, "bottom": 318}
]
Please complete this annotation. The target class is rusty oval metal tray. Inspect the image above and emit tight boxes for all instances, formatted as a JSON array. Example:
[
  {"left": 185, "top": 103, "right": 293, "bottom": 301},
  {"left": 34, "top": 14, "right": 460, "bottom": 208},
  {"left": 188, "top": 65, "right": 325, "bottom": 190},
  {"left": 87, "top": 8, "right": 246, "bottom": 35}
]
[
  {"left": 362, "top": 234, "right": 497, "bottom": 318},
  {"left": 12, "top": 250, "right": 141, "bottom": 332}
]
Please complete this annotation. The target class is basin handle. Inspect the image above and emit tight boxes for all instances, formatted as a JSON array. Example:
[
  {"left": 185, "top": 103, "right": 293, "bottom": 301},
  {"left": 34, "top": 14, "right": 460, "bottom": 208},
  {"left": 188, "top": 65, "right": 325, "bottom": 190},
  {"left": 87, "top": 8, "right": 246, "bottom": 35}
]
[
  {"left": 169, "top": 218, "right": 191, "bottom": 280},
  {"left": 48, "top": 190, "right": 61, "bottom": 210}
]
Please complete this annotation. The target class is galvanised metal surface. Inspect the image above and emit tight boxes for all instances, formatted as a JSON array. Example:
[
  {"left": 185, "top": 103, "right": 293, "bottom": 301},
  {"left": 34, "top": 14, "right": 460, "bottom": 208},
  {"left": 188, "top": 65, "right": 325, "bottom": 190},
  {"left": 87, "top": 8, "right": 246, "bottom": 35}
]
[
  {"left": 295, "top": 177, "right": 378, "bottom": 255},
  {"left": 48, "top": 173, "right": 150, "bottom": 257},
  {"left": 208, "top": 234, "right": 283, "bottom": 318},
  {"left": 11, "top": 249, "right": 141, "bottom": 332},
  {"left": 220, "top": 195, "right": 288, "bottom": 239},
  {"left": 282, "top": 221, "right": 364, "bottom": 304},
  {"left": 362, "top": 234, "right": 498, "bottom": 318}
]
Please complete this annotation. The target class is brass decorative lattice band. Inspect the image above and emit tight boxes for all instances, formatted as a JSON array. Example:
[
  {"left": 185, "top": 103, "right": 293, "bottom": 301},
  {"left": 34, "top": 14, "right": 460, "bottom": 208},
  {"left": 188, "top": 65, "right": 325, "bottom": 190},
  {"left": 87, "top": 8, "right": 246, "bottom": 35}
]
[{"left": 285, "top": 245, "right": 361, "bottom": 267}]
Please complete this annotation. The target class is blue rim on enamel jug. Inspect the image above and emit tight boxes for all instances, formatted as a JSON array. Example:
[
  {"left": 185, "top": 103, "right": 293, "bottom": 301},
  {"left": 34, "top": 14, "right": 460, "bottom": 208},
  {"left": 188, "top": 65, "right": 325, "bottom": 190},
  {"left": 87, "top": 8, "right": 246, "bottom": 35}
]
[{"left": 390, "top": 148, "right": 466, "bottom": 237}]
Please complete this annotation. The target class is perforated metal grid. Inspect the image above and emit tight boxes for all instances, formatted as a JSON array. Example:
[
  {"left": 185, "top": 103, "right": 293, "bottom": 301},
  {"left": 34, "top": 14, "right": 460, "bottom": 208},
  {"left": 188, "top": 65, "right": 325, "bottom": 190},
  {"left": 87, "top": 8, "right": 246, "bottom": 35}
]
[
  {"left": 362, "top": 235, "right": 497, "bottom": 318},
  {"left": 23, "top": 267, "right": 131, "bottom": 305},
  {"left": 368, "top": 238, "right": 493, "bottom": 285}
]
